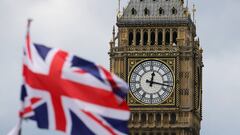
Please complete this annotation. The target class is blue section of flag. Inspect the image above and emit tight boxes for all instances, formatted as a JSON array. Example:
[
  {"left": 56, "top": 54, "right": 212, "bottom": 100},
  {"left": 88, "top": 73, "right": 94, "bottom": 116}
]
[
  {"left": 71, "top": 56, "right": 104, "bottom": 82},
  {"left": 29, "top": 103, "right": 49, "bottom": 129},
  {"left": 34, "top": 43, "right": 51, "bottom": 61},
  {"left": 101, "top": 116, "right": 129, "bottom": 134},
  {"left": 113, "top": 87, "right": 125, "bottom": 99},
  {"left": 20, "top": 85, "right": 27, "bottom": 102},
  {"left": 70, "top": 111, "right": 95, "bottom": 135},
  {"left": 21, "top": 41, "right": 130, "bottom": 135}
]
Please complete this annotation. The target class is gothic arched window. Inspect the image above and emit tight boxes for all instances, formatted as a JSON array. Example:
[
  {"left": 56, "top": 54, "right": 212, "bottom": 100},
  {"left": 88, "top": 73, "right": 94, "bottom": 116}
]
[
  {"left": 163, "top": 113, "right": 168, "bottom": 124},
  {"left": 133, "top": 113, "right": 139, "bottom": 123},
  {"left": 128, "top": 32, "right": 133, "bottom": 46},
  {"left": 143, "top": 31, "right": 148, "bottom": 45},
  {"left": 159, "top": 7, "right": 164, "bottom": 15},
  {"left": 144, "top": 8, "right": 150, "bottom": 16},
  {"left": 172, "top": 7, "right": 177, "bottom": 15},
  {"left": 158, "top": 31, "right": 163, "bottom": 45},
  {"left": 156, "top": 113, "right": 161, "bottom": 122},
  {"left": 148, "top": 113, "right": 154, "bottom": 123},
  {"left": 156, "top": 113, "right": 161, "bottom": 125},
  {"left": 136, "top": 32, "right": 141, "bottom": 45},
  {"left": 131, "top": 8, "right": 137, "bottom": 15},
  {"left": 173, "top": 31, "right": 178, "bottom": 45},
  {"left": 170, "top": 113, "right": 176, "bottom": 124},
  {"left": 165, "top": 31, "right": 170, "bottom": 45},
  {"left": 141, "top": 113, "right": 147, "bottom": 124},
  {"left": 150, "top": 31, "right": 155, "bottom": 45}
]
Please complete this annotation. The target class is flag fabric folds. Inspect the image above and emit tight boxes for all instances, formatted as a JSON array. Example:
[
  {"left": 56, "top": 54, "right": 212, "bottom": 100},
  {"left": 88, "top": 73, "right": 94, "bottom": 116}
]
[{"left": 15, "top": 21, "right": 130, "bottom": 135}]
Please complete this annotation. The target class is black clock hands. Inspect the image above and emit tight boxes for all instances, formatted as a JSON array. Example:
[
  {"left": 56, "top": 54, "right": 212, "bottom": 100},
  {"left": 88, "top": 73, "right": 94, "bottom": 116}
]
[
  {"left": 146, "top": 80, "right": 173, "bottom": 87},
  {"left": 146, "top": 72, "right": 173, "bottom": 87},
  {"left": 150, "top": 81, "right": 173, "bottom": 87},
  {"left": 147, "top": 72, "right": 155, "bottom": 87}
]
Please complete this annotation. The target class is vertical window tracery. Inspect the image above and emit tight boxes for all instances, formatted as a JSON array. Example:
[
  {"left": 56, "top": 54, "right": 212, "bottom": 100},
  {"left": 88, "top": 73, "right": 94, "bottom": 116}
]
[
  {"left": 131, "top": 8, "right": 137, "bottom": 15},
  {"left": 143, "top": 31, "right": 148, "bottom": 45},
  {"left": 136, "top": 32, "right": 141, "bottom": 46},
  {"left": 165, "top": 30, "right": 170, "bottom": 45},
  {"left": 144, "top": 8, "right": 150, "bottom": 16},
  {"left": 158, "top": 30, "right": 163, "bottom": 45},
  {"left": 128, "top": 32, "right": 133, "bottom": 46},
  {"left": 173, "top": 31, "right": 178, "bottom": 45},
  {"left": 159, "top": 7, "right": 164, "bottom": 15},
  {"left": 172, "top": 7, "right": 177, "bottom": 15},
  {"left": 150, "top": 31, "right": 155, "bottom": 45}
]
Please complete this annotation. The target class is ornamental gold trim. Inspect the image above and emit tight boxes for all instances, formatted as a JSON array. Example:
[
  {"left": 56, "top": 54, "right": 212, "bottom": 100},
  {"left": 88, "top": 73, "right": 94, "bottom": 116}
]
[{"left": 127, "top": 57, "right": 177, "bottom": 108}]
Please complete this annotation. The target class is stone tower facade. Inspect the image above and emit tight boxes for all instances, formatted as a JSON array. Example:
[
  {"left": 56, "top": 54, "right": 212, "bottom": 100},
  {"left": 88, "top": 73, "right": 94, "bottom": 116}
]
[{"left": 109, "top": 0, "right": 203, "bottom": 135}]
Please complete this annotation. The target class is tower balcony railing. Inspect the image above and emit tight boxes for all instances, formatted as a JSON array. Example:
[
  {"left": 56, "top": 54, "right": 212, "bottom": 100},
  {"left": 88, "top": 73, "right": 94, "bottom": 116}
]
[
  {"left": 110, "top": 44, "right": 180, "bottom": 53},
  {"left": 119, "top": 16, "right": 188, "bottom": 21}
]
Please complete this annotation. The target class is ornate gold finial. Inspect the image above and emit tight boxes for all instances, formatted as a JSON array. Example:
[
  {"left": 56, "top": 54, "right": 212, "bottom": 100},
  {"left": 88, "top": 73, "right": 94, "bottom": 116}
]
[
  {"left": 117, "top": 0, "right": 121, "bottom": 19},
  {"left": 118, "top": 0, "right": 121, "bottom": 13},
  {"left": 112, "top": 25, "right": 116, "bottom": 41}
]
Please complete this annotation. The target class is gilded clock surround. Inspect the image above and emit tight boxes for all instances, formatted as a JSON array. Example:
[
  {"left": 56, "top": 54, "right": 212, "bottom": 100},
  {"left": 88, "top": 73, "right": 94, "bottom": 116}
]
[
  {"left": 109, "top": 0, "right": 203, "bottom": 135},
  {"left": 128, "top": 58, "right": 177, "bottom": 107}
]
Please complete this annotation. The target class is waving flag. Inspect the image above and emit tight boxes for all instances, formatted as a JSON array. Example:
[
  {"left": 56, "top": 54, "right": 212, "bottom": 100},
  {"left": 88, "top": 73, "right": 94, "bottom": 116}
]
[{"left": 9, "top": 20, "right": 130, "bottom": 135}]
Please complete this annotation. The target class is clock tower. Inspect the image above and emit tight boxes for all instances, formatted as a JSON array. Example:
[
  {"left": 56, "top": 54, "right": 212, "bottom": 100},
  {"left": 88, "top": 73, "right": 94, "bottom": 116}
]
[{"left": 109, "top": 0, "right": 203, "bottom": 135}]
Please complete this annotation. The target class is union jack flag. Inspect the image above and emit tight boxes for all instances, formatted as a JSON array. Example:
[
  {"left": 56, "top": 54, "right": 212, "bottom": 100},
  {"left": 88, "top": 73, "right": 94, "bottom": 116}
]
[{"left": 10, "top": 20, "right": 130, "bottom": 135}]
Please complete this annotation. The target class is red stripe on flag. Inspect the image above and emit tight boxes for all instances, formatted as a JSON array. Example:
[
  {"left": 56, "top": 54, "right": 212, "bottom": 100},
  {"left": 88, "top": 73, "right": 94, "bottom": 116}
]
[
  {"left": 74, "top": 69, "right": 87, "bottom": 74},
  {"left": 22, "top": 50, "right": 127, "bottom": 132},
  {"left": 23, "top": 65, "right": 123, "bottom": 109},
  {"left": 82, "top": 110, "right": 117, "bottom": 135},
  {"left": 30, "top": 98, "right": 41, "bottom": 104},
  {"left": 23, "top": 65, "right": 123, "bottom": 110},
  {"left": 19, "top": 106, "right": 33, "bottom": 117}
]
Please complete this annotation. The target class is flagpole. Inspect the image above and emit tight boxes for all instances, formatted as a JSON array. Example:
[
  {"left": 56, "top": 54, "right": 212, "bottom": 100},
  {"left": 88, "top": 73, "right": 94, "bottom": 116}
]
[
  {"left": 18, "top": 119, "right": 22, "bottom": 135},
  {"left": 17, "top": 19, "right": 33, "bottom": 135},
  {"left": 27, "top": 19, "right": 33, "bottom": 32}
]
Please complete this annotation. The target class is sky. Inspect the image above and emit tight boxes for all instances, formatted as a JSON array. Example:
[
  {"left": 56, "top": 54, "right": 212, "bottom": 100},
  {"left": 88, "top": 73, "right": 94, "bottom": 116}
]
[{"left": 0, "top": 0, "right": 240, "bottom": 135}]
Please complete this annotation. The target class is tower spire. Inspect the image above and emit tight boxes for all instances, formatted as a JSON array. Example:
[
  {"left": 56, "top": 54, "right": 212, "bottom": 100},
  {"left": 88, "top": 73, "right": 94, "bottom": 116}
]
[
  {"left": 192, "top": 4, "right": 196, "bottom": 23},
  {"left": 118, "top": 0, "right": 121, "bottom": 14},
  {"left": 117, "top": 0, "right": 121, "bottom": 19},
  {"left": 112, "top": 25, "right": 115, "bottom": 42}
]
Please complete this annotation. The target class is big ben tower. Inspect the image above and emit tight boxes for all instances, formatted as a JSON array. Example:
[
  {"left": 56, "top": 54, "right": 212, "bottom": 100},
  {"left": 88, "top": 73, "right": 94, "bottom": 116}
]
[{"left": 109, "top": 0, "right": 203, "bottom": 135}]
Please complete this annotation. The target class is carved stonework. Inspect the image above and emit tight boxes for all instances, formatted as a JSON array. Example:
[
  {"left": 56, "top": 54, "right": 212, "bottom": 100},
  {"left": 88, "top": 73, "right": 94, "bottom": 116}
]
[{"left": 109, "top": 0, "right": 203, "bottom": 135}]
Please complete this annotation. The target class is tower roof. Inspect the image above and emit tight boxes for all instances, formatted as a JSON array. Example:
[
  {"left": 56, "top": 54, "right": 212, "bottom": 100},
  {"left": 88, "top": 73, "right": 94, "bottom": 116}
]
[{"left": 117, "top": 0, "right": 193, "bottom": 26}]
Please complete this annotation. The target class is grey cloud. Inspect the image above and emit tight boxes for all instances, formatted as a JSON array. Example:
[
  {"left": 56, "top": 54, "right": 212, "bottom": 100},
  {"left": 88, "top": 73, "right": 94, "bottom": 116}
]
[{"left": 0, "top": 0, "right": 240, "bottom": 135}]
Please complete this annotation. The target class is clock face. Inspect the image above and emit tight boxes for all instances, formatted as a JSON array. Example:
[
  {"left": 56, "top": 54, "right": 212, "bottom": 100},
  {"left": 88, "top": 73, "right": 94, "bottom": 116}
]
[{"left": 129, "top": 60, "right": 174, "bottom": 104}]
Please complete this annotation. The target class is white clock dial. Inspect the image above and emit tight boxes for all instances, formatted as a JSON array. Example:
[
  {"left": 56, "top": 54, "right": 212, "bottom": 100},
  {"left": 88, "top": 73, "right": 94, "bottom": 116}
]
[{"left": 129, "top": 60, "right": 174, "bottom": 104}]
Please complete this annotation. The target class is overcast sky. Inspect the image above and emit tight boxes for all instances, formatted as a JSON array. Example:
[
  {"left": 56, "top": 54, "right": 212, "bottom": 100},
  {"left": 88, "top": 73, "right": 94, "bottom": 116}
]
[{"left": 0, "top": 0, "right": 240, "bottom": 135}]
